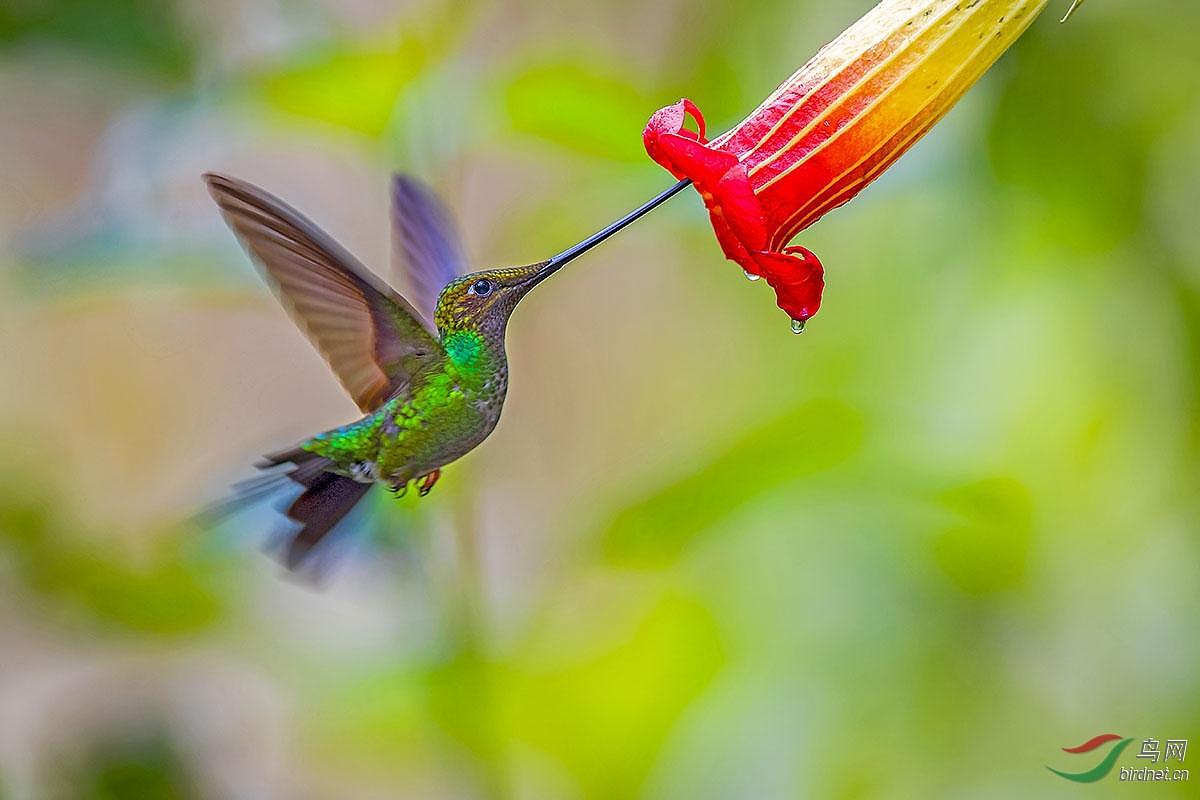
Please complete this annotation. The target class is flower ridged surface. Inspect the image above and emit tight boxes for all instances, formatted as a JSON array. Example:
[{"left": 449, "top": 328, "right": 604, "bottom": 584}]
[{"left": 644, "top": 0, "right": 1053, "bottom": 324}]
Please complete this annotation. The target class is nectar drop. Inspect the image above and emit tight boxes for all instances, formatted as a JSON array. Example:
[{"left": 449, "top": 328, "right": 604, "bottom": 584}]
[
  {"left": 744, "top": 270, "right": 761, "bottom": 281},
  {"left": 790, "top": 318, "right": 806, "bottom": 334}
]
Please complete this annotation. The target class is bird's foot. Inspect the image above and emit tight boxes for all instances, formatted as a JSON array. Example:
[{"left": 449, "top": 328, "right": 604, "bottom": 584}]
[
  {"left": 416, "top": 469, "right": 441, "bottom": 497},
  {"left": 388, "top": 482, "right": 408, "bottom": 498}
]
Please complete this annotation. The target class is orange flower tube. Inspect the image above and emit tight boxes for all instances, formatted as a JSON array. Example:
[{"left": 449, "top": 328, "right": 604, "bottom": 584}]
[{"left": 644, "top": 0, "right": 1079, "bottom": 328}]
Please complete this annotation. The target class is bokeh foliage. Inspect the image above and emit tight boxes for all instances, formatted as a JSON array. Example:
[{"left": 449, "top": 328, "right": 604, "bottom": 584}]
[{"left": 0, "top": 1, "right": 1197, "bottom": 798}]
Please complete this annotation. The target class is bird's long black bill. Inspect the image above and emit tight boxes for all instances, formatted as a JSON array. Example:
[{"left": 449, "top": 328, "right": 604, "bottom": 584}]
[{"left": 541, "top": 178, "right": 692, "bottom": 274}]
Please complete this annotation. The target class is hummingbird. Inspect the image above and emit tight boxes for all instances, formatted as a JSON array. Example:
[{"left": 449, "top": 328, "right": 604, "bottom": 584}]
[{"left": 203, "top": 172, "right": 564, "bottom": 569}]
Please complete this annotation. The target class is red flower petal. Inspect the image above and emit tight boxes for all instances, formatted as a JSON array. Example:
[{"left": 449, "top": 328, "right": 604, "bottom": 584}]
[
  {"left": 644, "top": 99, "right": 824, "bottom": 322},
  {"left": 644, "top": 0, "right": 1068, "bottom": 327}
]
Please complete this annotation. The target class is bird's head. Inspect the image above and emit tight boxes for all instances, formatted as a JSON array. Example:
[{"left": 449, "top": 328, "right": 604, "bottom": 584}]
[{"left": 433, "top": 260, "right": 559, "bottom": 338}]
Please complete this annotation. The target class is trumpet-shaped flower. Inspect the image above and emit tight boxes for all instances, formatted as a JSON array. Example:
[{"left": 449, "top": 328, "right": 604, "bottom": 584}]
[{"left": 644, "top": 0, "right": 1079, "bottom": 327}]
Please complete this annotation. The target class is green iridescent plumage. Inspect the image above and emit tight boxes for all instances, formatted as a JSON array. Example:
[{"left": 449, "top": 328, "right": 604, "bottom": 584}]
[
  {"left": 301, "top": 325, "right": 505, "bottom": 481},
  {"left": 205, "top": 172, "right": 558, "bottom": 568},
  {"left": 303, "top": 333, "right": 488, "bottom": 461}
]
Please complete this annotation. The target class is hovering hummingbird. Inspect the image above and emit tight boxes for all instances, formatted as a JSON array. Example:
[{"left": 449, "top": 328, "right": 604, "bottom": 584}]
[
  {"left": 204, "top": 169, "right": 688, "bottom": 569},
  {"left": 204, "top": 172, "right": 566, "bottom": 568}
]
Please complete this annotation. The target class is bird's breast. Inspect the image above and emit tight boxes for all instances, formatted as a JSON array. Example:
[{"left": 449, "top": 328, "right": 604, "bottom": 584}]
[{"left": 377, "top": 366, "right": 509, "bottom": 481}]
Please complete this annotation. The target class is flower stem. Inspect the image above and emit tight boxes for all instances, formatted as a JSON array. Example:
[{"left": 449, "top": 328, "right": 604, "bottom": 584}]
[{"left": 1060, "top": 0, "right": 1085, "bottom": 23}]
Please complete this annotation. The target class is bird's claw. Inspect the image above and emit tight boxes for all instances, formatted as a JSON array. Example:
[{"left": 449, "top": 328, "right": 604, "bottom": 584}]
[
  {"left": 416, "top": 469, "right": 441, "bottom": 497},
  {"left": 389, "top": 483, "right": 408, "bottom": 498}
]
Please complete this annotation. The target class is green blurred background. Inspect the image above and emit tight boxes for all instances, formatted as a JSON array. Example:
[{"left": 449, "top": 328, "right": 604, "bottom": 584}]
[{"left": 0, "top": 0, "right": 1197, "bottom": 797}]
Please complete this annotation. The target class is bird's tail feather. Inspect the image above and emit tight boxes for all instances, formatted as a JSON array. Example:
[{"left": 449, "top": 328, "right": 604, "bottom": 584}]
[
  {"left": 200, "top": 446, "right": 372, "bottom": 572},
  {"left": 279, "top": 470, "right": 372, "bottom": 570},
  {"left": 257, "top": 446, "right": 373, "bottom": 570}
]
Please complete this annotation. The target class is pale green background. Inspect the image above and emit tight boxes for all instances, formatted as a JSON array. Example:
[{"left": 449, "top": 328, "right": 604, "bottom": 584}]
[{"left": 0, "top": 0, "right": 1196, "bottom": 797}]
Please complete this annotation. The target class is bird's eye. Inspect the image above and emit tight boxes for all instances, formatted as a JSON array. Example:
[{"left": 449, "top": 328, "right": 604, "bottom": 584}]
[{"left": 469, "top": 279, "right": 494, "bottom": 297}]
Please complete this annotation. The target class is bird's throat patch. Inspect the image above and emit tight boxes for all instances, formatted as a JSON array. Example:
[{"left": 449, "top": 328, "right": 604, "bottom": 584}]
[{"left": 442, "top": 330, "right": 485, "bottom": 369}]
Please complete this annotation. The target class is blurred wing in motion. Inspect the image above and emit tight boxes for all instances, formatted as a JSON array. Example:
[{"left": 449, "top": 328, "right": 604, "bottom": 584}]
[
  {"left": 204, "top": 173, "right": 442, "bottom": 412},
  {"left": 390, "top": 174, "right": 467, "bottom": 326}
]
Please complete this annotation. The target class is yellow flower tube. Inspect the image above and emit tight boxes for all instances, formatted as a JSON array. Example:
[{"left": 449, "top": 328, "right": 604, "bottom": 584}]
[{"left": 644, "top": 0, "right": 1083, "bottom": 324}]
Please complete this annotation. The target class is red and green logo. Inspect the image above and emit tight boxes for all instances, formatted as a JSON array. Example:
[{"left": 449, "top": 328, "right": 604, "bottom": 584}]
[{"left": 1048, "top": 734, "right": 1135, "bottom": 783}]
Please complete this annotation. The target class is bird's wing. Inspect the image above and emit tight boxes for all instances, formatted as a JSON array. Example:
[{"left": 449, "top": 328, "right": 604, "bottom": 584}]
[
  {"left": 390, "top": 174, "right": 468, "bottom": 326},
  {"left": 204, "top": 173, "right": 442, "bottom": 412}
]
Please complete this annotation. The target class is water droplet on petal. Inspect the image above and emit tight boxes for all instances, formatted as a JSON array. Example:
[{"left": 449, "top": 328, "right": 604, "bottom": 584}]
[
  {"left": 790, "top": 318, "right": 806, "bottom": 334},
  {"left": 744, "top": 270, "right": 761, "bottom": 281}
]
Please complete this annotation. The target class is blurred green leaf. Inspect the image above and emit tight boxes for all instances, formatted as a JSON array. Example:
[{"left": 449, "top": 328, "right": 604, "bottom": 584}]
[
  {"left": 931, "top": 476, "right": 1033, "bottom": 595},
  {"left": 504, "top": 61, "right": 656, "bottom": 161},
  {"left": 0, "top": 0, "right": 194, "bottom": 79},
  {"left": 310, "top": 666, "right": 429, "bottom": 766},
  {"left": 988, "top": 24, "right": 1149, "bottom": 253},
  {"left": 600, "top": 399, "right": 864, "bottom": 567},
  {"left": 507, "top": 592, "right": 723, "bottom": 796},
  {"left": 0, "top": 493, "right": 226, "bottom": 635},
  {"left": 256, "top": 37, "right": 432, "bottom": 136},
  {"left": 65, "top": 731, "right": 198, "bottom": 800}
]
